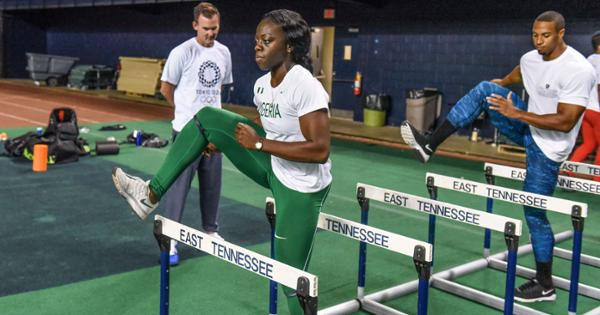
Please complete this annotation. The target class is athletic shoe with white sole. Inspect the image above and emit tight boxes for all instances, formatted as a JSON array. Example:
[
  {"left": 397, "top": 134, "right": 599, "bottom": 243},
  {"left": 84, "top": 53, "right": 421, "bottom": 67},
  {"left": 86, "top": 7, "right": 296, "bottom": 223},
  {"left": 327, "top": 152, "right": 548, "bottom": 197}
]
[
  {"left": 400, "top": 121, "right": 433, "bottom": 163},
  {"left": 514, "top": 278, "right": 556, "bottom": 303},
  {"left": 112, "top": 167, "right": 158, "bottom": 220},
  {"left": 207, "top": 232, "right": 224, "bottom": 241}
]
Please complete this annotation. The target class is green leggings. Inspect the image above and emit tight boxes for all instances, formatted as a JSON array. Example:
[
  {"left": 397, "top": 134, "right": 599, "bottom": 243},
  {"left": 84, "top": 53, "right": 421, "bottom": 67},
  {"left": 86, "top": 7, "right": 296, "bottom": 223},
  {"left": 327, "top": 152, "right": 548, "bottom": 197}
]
[{"left": 150, "top": 107, "right": 330, "bottom": 315}]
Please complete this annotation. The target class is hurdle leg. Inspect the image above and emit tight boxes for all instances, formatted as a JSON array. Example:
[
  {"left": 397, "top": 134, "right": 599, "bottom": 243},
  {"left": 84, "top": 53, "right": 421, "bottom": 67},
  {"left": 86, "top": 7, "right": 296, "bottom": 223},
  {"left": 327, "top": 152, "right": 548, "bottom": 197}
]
[
  {"left": 297, "top": 277, "right": 318, "bottom": 315},
  {"left": 483, "top": 198, "right": 493, "bottom": 258},
  {"left": 426, "top": 177, "right": 438, "bottom": 266},
  {"left": 483, "top": 167, "right": 495, "bottom": 258},
  {"left": 427, "top": 215, "right": 436, "bottom": 259},
  {"left": 154, "top": 220, "right": 170, "bottom": 315},
  {"left": 265, "top": 200, "right": 278, "bottom": 315},
  {"left": 568, "top": 208, "right": 585, "bottom": 315},
  {"left": 357, "top": 187, "right": 370, "bottom": 299},
  {"left": 503, "top": 223, "right": 519, "bottom": 315},
  {"left": 414, "top": 245, "right": 431, "bottom": 315}
]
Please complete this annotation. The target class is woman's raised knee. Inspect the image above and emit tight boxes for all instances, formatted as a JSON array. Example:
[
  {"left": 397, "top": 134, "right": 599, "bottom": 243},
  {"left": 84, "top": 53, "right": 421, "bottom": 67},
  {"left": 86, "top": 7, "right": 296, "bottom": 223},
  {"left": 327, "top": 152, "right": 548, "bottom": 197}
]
[
  {"left": 197, "top": 106, "right": 219, "bottom": 118},
  {"left": 196, "top": 107, "right": 224, "bottom": 126}
]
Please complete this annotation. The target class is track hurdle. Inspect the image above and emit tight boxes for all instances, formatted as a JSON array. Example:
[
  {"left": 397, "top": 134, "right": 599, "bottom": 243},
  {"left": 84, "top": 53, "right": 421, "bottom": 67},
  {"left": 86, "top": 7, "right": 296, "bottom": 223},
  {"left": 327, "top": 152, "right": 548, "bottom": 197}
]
[
  {"left": 153, "top": 215, "right": 319, "bottom": 315},
  {"left": 357, "top": 182, "right": 526, "bottom": 314},
  {"left": 427, "top": 171, "right": 597, "bottom": 315},
  {"left": 483, "top": 162, "right": 600, "bottom": 314},
  {"left": 484, "top": 162, "right": 600, "bottom": 267},
  {"left": 265, "top": 195, "right": 434, "bottom": 315},
  {"left": 316, "top": 184, "right": 525, "bottom": 315}
]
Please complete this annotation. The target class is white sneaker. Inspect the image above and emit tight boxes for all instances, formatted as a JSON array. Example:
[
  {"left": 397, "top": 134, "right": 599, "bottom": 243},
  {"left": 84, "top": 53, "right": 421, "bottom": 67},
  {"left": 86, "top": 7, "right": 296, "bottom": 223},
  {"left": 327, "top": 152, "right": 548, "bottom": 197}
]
[
  {"left": 207, "top": 232, "right": 224, "bottom": 241},
  {"left": 112, "top": 167, "right": 158, "bottom": 220}
]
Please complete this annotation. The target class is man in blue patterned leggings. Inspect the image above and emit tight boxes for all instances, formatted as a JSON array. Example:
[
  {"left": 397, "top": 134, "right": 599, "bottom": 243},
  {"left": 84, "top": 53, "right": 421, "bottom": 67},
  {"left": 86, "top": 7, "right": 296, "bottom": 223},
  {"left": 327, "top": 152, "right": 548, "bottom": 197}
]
[{"left": 401, "top": 10, "right": 595, "bottom": 303}]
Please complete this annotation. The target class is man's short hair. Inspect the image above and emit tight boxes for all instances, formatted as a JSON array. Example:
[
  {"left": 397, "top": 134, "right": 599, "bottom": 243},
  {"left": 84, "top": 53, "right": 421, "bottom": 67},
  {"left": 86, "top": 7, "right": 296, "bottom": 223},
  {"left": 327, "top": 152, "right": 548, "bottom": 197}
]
[
  {"left": 535, "top": 10, "right": 565, "bottom": 31},
  {"left": 592, "top": 31, "right": 600, "bottom": 50},
  {"left": 194, "top": 2, "right": 219, "bottom": 21}
]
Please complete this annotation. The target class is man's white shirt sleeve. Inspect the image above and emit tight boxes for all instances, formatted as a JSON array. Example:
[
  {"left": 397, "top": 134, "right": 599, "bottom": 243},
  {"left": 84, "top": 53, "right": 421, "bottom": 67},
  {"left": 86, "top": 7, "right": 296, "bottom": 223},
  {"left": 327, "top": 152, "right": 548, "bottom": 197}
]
[
  {"left": 161, "top": 48, "right": 185, "bottom": 86},
  {"left": 223, "top": 49, "right": 233, "bottom": 85},
  {"left": 558, "top": 70, "right": 595, "bottom": 107}
]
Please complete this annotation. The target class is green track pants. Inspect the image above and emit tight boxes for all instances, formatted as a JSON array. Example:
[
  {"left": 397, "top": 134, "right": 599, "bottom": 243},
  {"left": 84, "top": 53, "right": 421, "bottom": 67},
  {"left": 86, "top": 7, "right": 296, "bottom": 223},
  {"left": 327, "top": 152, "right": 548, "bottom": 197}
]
[{"left": 150, "top": 107, "right": 330, "bottom": 314}]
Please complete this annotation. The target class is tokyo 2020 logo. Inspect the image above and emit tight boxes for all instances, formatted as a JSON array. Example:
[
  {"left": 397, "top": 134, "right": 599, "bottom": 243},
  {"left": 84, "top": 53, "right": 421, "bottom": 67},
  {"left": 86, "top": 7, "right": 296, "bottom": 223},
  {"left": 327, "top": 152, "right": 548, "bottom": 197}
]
[{"left": 198, "top": 60, "right": 221, "bottom": 88}]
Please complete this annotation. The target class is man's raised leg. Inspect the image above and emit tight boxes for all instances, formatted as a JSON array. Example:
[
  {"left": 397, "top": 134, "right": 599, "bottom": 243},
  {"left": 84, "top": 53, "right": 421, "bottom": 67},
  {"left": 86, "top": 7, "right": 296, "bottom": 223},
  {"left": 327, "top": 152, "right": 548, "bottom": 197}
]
[{"left": 401, "top": 81, "right": 527, "bottom": 162}]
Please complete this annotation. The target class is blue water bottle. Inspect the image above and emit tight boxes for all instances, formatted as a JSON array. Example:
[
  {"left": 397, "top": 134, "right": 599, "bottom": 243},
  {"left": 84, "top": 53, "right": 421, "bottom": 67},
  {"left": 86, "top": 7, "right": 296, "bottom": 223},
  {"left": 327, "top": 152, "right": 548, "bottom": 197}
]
[
  {"left": 36, "top": 127, "right": 43, "bottom": 136},
  {"left": 135, "top": 130, "right": 143, "bottom": 147}
]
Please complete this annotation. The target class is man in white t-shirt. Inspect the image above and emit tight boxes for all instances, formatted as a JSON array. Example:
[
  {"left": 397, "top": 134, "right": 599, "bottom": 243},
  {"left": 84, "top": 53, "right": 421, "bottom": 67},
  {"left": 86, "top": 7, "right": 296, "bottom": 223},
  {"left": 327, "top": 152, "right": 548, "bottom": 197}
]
[
  {"left": 569, "top": 31, "right": 600, "bottom": 181},
  {"left": 159, "top": 2, "right": 233, "bottom": 266},
  {"left": 401, "top": 11, "right": 595, "bottom": 303}
]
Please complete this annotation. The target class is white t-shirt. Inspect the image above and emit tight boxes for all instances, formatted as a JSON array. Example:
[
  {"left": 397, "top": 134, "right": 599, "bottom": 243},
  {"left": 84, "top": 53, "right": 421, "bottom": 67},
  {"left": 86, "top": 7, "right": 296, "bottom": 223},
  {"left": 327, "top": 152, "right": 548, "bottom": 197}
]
[
  {"left": 520, "top": 46, "right": 596, "bottom": 162},
  {"left": 586, "top": 54, "right": 600, "bottom": 112},
  {"left": 253, "top": 65, "right": 332, "bottom": 193},
  {"left": 162, "top": 38, "right": 233, "bottom": 131}
]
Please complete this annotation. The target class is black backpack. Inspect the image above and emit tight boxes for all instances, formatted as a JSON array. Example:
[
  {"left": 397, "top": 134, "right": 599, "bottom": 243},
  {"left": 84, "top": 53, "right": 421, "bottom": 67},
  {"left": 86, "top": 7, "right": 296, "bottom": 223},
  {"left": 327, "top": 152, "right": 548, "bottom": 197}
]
[
  {"left": 4, "top": 108, "right": 89, "bottom": 164},
  {"left": 45, "top": 107, "right": 80, "bottom": 141}
]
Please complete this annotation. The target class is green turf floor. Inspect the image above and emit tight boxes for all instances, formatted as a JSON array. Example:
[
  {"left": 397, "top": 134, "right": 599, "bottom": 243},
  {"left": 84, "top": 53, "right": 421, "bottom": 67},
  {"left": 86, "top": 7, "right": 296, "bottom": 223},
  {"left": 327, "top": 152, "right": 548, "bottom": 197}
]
[{"left": 1, "top": 120, "right": 599, "bottom": 314}]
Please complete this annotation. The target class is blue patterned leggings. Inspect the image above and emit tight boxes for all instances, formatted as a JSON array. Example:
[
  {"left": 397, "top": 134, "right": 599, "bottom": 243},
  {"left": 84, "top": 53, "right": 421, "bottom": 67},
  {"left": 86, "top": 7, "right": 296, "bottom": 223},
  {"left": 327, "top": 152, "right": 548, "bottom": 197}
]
[{"left": 447, "top": 81, "right": 560, "bottom": 262}]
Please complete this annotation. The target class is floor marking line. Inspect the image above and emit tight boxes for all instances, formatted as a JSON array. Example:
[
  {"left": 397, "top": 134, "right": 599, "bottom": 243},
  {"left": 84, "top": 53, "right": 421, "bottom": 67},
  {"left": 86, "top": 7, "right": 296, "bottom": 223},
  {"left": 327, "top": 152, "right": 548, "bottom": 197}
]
[
  {"left": 0, "top": 112, "right": 46, "bottom": 125},
  {"left": 4, "top": 94, "right": 143, "bottom": 122}
]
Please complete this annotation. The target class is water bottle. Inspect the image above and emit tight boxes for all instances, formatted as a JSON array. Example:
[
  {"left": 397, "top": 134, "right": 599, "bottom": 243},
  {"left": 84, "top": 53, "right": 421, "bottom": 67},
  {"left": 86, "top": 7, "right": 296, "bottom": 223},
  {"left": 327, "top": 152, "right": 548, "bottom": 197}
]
[
  {"left": 36, "top": 127, "right": 43, "bottom": 136},
  {"left": 470, "top": 128, "right": 479, "bottom": 142},
  {"left": 135, "top": 130, "right": 143, "bottom": 146}
]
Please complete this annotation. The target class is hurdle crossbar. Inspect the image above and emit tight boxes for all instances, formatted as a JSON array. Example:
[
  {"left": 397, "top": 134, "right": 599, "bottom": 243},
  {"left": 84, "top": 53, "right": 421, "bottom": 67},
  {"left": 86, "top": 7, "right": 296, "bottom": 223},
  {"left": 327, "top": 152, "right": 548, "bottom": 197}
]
[
  {"left": 318, "top": 212, "right": 433, "bottom": 261},
  {"left": 561, "top": 161, "right": 600, "bottom": 178},
  {"left": 487, "top": 162, "right": 600, "bottom": 196},
  {"left": 265, "top": 197, "right": 433, "bottom": 262},
  {"left": 265, "top": 197, "right": 433, "bottom": 315},
  {"left": 153, "top": 215, "right": 319, "bottom": 315},
  {"left": 359, "top": 183, "right": 523, "bottom": 235},
  {"left": 338, "top": 183, "right": 523, "bottom": 315},
  {"left": 425, "top": 172, "right": 588, "bottom": 217}
]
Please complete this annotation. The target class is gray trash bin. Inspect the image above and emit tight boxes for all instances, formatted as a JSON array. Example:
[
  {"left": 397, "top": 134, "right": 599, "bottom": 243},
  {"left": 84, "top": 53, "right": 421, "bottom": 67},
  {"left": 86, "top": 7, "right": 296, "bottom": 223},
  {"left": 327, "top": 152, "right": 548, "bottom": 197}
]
[
  {"left": 25, "top": 53, "right": 79, "bottom": 86},
  {"left": 405, "top": 88, "right": 442, "bottom": 132}
]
